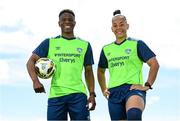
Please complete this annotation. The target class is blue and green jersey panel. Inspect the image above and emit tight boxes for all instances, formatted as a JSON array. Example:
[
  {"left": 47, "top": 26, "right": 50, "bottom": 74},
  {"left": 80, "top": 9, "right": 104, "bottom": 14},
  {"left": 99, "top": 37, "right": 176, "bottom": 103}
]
[
  {"left": 98, "top": 38, "right": 156, "bottom": 68},
  {"left": 33, "top": 35, "right": 94, "bottom": 66}
]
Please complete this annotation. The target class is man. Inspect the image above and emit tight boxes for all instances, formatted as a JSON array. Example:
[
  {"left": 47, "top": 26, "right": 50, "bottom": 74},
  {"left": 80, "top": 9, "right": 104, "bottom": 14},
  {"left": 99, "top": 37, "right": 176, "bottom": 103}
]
[
  {"left": 97, "top": 10, "right": 159, "bottom": 120},
  {"left": 26, "top": 9, "right": 96, "bottom": 120}
]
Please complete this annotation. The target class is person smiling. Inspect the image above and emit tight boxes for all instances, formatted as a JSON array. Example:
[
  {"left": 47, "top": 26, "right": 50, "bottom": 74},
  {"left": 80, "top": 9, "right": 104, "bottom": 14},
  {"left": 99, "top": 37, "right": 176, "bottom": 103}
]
[
  {"left": 97, "top": 10, "right": 159, "bottom": 121},
  {"left": 26, "top": 9, "right": 96, "bottom": 120}
]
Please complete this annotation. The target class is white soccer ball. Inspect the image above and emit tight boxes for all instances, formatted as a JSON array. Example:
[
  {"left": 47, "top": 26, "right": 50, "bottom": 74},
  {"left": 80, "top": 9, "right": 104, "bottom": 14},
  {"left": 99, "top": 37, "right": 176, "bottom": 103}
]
[{"left": 35, "top": 58, "right": 56, "bottom": 79}]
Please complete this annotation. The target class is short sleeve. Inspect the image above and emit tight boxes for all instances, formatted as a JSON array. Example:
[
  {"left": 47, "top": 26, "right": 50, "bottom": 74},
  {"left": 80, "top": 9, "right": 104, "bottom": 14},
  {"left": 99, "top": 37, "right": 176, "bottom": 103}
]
[
  {"left": 98, "top": 49, "right": 108, "bottom": 68},
  {"left": 137, "top": 40, "right": 156, "bottom": 62},
  {"left": 32, "top": 38, "right": 49, "bottom": 58},
  {"left": 84, "top": 43, "right": 94, "bottom": 66}
]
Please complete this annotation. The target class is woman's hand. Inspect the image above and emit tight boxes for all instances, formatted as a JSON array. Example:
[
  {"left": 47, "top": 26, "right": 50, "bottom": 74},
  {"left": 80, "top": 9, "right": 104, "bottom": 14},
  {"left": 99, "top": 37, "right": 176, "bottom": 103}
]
[{"left": 130, "top": 84, "right": 149, "bottom": 91}]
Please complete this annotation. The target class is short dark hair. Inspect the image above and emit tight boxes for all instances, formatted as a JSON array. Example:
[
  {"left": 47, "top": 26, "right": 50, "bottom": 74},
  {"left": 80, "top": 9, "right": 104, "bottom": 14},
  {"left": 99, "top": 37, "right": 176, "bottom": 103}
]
[{"left": 59, "top": 9, "right": 75, "bottom": 18}]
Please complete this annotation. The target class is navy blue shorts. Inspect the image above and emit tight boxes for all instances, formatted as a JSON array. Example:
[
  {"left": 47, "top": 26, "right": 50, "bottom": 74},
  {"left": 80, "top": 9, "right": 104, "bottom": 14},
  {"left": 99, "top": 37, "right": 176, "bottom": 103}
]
[
  {"left": 47, "top": 93, "right": 90, "bottom": 120},
  {"left": 108, "top": 84, "right": 146, "bottom": 120}
]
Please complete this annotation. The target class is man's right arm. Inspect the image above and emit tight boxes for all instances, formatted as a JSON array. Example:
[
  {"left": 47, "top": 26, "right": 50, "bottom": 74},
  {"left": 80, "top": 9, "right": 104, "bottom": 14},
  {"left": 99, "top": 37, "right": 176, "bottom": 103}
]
[
  {"left": 26, "top": 54, "right": 45, "bottom": 93},
  {"left": 27, "top": 38, "right": 49, "bottom": 93}
]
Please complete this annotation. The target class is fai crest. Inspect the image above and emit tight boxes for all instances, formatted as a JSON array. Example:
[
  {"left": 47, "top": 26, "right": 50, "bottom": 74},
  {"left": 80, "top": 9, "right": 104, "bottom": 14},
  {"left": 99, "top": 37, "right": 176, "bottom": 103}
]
[
  {"left": 77, "top": 48, "right": 82, "bottom": 53},
  {"left": 125, "top": 48, "right": 131, "bottom": 54}
]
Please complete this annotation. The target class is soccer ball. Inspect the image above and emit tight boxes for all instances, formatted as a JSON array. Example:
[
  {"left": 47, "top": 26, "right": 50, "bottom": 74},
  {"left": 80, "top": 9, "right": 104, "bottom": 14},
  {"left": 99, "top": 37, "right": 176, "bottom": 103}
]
[{"left": 35, "top": 58, "right": 56, "bottom": 79}]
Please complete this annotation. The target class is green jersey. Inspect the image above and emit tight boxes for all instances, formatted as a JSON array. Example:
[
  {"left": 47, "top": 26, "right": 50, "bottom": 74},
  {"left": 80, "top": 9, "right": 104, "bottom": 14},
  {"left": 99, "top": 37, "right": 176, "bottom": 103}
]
[
  {"left": 47, "top": 37, "right": 89, "bottom": 98},
  {"left": 103, "top": 39, "right": 144, "bottom": 88}
]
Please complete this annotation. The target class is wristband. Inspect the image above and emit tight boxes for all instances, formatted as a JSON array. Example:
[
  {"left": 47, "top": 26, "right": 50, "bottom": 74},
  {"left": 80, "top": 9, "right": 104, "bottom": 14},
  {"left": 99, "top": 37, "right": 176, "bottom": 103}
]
[
  {"left": 90, "top": 92, "right": 96, "bottom": 97},
  {"left": 145, "top": 82, "right": 153, "bottom": 89}
]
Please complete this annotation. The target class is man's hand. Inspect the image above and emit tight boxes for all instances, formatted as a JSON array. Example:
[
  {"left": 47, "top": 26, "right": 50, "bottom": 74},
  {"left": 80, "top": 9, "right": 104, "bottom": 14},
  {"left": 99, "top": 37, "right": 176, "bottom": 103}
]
[
  {"left": 33, "top": 81, "right": 46, "bottom": 93},
  {"left": 103, "top": 89, "right": 110, "bottom": 99},
  {"left": 130, "top": 84, "right": 149, "bottom": 91},
  {"left": 87, "top": 95, "right": 96, "bottom": 110}
]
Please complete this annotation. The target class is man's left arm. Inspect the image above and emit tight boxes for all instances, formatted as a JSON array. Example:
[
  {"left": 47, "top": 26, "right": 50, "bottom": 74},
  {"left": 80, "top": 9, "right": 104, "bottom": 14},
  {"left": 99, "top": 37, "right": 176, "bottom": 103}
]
[
  {"left": 85, "top": 65, "right": 95, "bottom": 94},
  {"left": 84, "top": 43, "right": 96, "bottom": 110}
]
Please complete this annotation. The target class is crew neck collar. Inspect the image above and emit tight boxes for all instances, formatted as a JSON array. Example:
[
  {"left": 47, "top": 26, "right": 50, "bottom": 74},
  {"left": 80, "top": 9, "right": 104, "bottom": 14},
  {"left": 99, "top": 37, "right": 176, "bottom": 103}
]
[
  {"left": 61, "top": 36, "right": 76, "bottom": 40},
  {"left": 114, "top": 39, "right": 127, "bottom": 45}
]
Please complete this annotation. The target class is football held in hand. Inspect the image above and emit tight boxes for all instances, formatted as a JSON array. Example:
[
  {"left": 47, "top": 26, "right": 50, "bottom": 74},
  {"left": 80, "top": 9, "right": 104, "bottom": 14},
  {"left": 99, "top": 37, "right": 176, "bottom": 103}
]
[{"left": 35, "top": 58, "right": 56, "bottom": 79}]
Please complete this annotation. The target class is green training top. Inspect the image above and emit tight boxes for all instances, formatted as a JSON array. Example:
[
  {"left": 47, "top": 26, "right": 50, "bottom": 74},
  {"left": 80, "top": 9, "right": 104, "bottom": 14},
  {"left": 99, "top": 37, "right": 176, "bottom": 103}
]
[
  {"left": 47, "top": 37, "right": 88, "bottom": 98},
  {"left": 103, "top": 39, "right": 144, "bottom": 88}
]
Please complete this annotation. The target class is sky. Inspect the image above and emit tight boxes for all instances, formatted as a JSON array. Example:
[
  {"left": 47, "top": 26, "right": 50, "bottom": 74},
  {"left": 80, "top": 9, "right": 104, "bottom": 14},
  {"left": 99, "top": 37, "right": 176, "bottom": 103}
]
[{"left": 0, "top": 0, "right": 180, "bottom": 121}]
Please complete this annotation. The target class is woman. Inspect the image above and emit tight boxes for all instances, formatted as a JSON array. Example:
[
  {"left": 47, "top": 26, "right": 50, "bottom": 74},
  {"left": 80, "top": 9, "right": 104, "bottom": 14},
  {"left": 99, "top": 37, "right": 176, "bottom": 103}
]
[{"left": 97, "top": 10, "right": 159, "bottom": 120}]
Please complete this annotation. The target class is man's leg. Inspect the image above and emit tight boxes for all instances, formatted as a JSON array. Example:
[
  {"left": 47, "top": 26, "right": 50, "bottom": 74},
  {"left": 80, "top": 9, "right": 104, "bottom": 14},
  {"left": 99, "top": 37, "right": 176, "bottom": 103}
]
[
  {"left": 47, "top": 96, "right": 68, "bottom": 120},
  {"left": 68, "top": 93, "right": 90, "bottom": 120}
]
